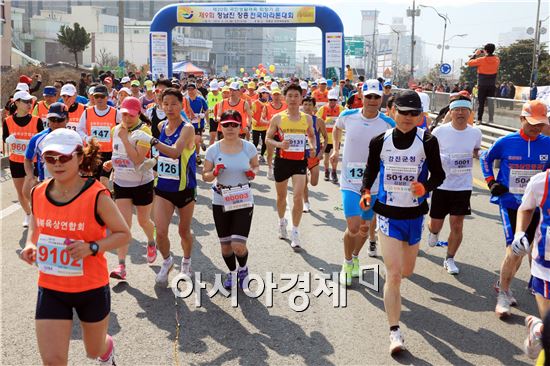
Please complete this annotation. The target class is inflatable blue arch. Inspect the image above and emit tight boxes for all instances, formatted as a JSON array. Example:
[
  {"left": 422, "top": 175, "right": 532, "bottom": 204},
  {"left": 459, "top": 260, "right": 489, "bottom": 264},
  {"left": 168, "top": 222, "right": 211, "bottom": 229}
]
[{"left": 149, "top": 3, "right": 345, "bottom": 79}]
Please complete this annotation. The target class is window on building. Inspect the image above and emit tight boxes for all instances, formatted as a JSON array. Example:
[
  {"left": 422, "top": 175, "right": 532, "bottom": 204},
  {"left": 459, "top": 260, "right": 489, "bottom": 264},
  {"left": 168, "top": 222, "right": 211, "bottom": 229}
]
[
  {"left": 104, "top": 25, "right": 118, "bottom": 33},
  {"left": 0, "top": 0, "right": 5, "bottom": 36}
]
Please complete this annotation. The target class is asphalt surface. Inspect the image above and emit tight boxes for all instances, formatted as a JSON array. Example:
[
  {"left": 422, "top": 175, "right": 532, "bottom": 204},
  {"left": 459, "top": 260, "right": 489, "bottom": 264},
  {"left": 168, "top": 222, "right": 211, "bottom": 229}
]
[{"left": 1, "top": 158, "right": 538, "bottom": 365}]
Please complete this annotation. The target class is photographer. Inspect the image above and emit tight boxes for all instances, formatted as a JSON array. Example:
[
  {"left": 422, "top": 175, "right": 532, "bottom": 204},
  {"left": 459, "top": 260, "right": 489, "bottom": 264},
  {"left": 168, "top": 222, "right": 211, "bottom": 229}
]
[{"left": 467, "top": 43, "right": 500, "bottom": 124}]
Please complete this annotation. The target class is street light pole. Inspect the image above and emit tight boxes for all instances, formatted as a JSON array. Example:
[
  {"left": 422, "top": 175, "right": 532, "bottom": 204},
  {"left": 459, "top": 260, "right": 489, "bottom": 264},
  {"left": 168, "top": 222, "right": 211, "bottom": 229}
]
[
  {"left": 530, "top": 0, "right": 542, "bottom": 83},
  {"left": 410, "top": 0, "right": 416, "bottom": 80},
  {"left": 440, "top": 16, "right": 448, "bottom": 65}
]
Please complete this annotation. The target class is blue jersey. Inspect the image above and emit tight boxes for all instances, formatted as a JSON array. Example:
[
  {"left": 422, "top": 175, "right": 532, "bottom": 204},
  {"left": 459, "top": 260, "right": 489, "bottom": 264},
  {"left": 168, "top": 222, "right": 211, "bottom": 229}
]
[
  {"left": 155, "top": 122, "right": 196, "bottom": 192},
  {"left": 25, "top": 128, "right": 51, "bottom": 181},
  {"left": 187, "top": 95, "right": 208, "bottom": 129},
  {"left": 305, "top": 115, "right": 321, "bottom": 157},
  {"left": 480, "top": 131, "right": 550, "bottom": 209}
]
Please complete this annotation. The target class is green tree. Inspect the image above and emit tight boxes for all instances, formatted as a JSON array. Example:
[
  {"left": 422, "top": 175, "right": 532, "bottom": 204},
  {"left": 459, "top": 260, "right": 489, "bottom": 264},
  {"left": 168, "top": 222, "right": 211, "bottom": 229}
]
[
  {"left": 57, "top": 23, "right": 91, "bottom": 68},
  {"left": 459, "top": 64, "right": 477, "bottom": 85}
]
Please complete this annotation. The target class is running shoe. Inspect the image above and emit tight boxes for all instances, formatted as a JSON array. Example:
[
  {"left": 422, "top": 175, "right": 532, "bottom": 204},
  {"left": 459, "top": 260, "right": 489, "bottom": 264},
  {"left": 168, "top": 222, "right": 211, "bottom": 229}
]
[
  {"left": 351, "top": 257, "right": 360, "bottom": 278},
  {"left": 524, "top": 315, "right": 543, "bottom": 359},
  {"left": 427, "top": 232, "right": 439, "bottom": 247},
  {"left": 495, "top": 291, "right": 511, "bottom": 318},
  {"left": 109, "top": 264, "right": 126, "bottom": 280},
  {"left": 290, "top": 229, "right": 302, "bottom": 249},
  {"left": 303, "top": 202, "right": 311, "bottom": 213},
  {"left": 155, "top": 256, "right": 174, "bottom": 285},
  {"left": 237, "top": 267, "right": 249, "bottom": 289},
  {"left": 146, "top": 242, "right": 157, "bottom": 264},
  {"left": 331, "top": 171, "right": 338, "bottom": 184},
  {"left": 259, "top": 155, "right": 266, "bottom": 164},
  {"left": 340, "top": 261, "right": 353, "bottom": 286},
  {"left": 493, "top": 281, "right": 517, "bottom": 306},
  {"left": 443, "top": 258, "right": 459, "bottom": 275},
  {"left": 389, "top": 329, "right": 406, "bottom": 355},
  {"left": 324, "top": 170, "right": 330, "bottom": 181},
  {"left": 22, "top": 214, "right": 30, "bottom": 228},
  {"left": 267, "top": 166, "right": 274, "bottom": 180},
  {"left": 367, "top": 241, "right": 377, "bottom": 257},
  {"left": 278, "top": 218, "right": 288, "bottom": 239},
  {"left": 181, "top": 259, "right": 192, "bottom": 277},
  {"left": 97, "top": 337, "right": 116, "bottom": 365},
  {"left": 223, "top": 272, "right": 236, "bottom": 289}
]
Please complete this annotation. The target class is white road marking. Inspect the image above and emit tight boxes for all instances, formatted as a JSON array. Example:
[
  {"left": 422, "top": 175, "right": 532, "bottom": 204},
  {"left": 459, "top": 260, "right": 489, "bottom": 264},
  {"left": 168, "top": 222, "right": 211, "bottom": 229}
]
[{"left": 0, "top": 203, "right": 21, "bottom": 219}]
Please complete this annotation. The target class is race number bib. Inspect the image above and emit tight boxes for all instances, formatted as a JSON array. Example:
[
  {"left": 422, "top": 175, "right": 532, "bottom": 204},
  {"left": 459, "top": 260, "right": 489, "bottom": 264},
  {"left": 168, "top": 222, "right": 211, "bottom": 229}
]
[
  {"left": 221, "top": 185, "right": 253, "bottom": 212},
  {"left": 509, "top": 169, "right": 539, "bottom": 195},
  {"left": 546, "top": 230, "right": 550, "bottom": 260},
  {"left": 36, "top": 234, "right": 83, "bottom": 277},
  {"left": 66, "top": 122, "right": 78, "bottom": 131},
  {"left": 384, "top": 165, "right": 418, "bottom": 192},
  {"left": 10, "top": 138, "right": 29, "bottom": 156},
  {"left": 112, "top": 154, "right": 135, "bottom": 173},
  {"left": 284, "top": 134, "right": 306, "bottom": 152},
  {"left": 157, "top": 156, "right": 179, "bottom": 180},
  {"left": 344, "top": 162, "right": 365, "bottom": 185},
  {"left": 449, "top": 153, "right": 473, "bottom": 174},
  {"left": 91, "top": 126, "right": 111, "bottom": 142},
  {"left": 325, "top": 117, "right": 336, "bottom": 130}
]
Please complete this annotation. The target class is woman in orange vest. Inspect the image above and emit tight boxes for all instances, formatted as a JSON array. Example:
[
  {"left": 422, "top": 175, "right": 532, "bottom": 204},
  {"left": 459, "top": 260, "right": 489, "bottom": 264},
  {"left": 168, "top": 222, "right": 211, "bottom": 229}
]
[
  {"left": 3, "top": 90, "right": 44, "bottom": 227},
  {"left": 19, "top": 128, "right": 130, "bottom": 366}
]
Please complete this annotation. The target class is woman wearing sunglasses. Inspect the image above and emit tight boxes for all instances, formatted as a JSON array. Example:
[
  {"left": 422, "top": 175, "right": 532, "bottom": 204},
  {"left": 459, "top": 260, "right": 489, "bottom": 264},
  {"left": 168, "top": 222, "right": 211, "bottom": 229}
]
[
  {"left": 3, "top": 90, "right": 44, "bottom": 227},
  {"left": 360, "top": 90, "right": 445, "bottom": 355},
  {"left": 19, "top": 128, "right": 130, "bottom": 366},
  {"left": 203, "top": 110, "right": 259, "bottom": 289}
]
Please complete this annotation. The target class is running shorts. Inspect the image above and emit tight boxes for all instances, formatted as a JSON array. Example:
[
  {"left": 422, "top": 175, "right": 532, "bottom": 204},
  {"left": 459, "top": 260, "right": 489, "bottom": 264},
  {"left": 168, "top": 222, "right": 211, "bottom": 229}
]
[
  {"left": 342, "top": 190, "right": 376, "bottom": 221},
  {"left": 499, "top": 205, "right": 540, "bottom": 246},
  {"left": 155, "top": 187, "right": 196, "bottom": 209},
  {"left": 531, "top": 276, "right": 550, "bottom": 300},
  {"left": 429, "top": 189, "right": 472, "bottom": 219},
  {"left": 273, "top": 157, "right": 307, "bottom": 183},
  {"left": 9, "top": 160, "right": 38, "bottom": 179},
  {"left": 212, "top": 205, "right": 254, "bottom": 244},
  {"left": 377, "top": 214, "right": 424, "bottom": 245},
  {"left": 35, "top": 285, "right": 110, "bottom": 322},
  {"left": 113, "top": 181, "right": 154, "bottom": 206}
]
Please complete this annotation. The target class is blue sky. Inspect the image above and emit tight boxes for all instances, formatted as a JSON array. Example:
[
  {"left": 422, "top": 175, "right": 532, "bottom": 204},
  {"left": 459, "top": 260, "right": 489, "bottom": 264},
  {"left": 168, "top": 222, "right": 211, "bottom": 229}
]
[{"left": 271, "top": 0, "right": 550, "bottom": 66}]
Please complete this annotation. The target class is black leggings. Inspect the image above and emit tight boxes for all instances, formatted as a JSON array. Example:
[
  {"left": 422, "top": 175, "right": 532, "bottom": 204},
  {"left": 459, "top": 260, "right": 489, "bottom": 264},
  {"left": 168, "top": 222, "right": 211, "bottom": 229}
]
[
  {"left": 213, "top": 205, "right": 254, "bottom": 244},
  {"left": 477, "top": 84, "right": 496, "bottom": 122},
  {"left": 252, "top": 130, "right": 267, "bottom": 156}
]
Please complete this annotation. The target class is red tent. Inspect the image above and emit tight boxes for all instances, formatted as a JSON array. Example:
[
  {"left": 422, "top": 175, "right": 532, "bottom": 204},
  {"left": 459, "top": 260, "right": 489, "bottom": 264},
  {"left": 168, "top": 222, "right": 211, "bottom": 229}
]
[{"left": 172, "top": 61, "right": 205, "bottom": 76}]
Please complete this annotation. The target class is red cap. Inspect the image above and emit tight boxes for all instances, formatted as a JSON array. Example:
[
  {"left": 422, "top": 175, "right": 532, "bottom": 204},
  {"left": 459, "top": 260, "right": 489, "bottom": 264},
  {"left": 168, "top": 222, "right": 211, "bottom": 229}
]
[
  {"left": 120, "top": 97, "right": 141, "bottom": 117},
  {"left": 19, "top": 75, "right": 33, "bottom": 84},
  {"left": 458, "top": 90, "right": 471, "bottom": 98},
  {"left": 521, "top": 100, "right": 549, "bottom": 125}
]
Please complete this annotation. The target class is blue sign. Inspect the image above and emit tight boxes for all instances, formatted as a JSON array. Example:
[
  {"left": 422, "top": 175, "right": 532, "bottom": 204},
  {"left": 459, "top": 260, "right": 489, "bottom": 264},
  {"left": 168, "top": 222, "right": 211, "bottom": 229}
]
[{"left": 440, "top": 63, "right": 452, "bottom": 75}]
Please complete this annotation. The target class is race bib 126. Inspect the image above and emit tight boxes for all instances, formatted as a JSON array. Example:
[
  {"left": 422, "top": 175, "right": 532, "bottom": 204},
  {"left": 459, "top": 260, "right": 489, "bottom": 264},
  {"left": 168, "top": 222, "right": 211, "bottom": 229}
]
[{"left": 157, "top": 156, "right": 179, "bottom": 180}]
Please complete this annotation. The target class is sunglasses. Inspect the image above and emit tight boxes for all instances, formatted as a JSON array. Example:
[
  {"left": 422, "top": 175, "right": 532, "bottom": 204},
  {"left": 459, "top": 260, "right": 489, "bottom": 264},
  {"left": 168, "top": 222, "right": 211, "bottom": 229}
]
[
  {"left": 94, "top": 95, "right": 106, "bottom": 99},
  {"left": 364, "top": 94, "right": 381, "bottom": 100},
  {"left": 43, "top": 152, "right": 76, "bottom": 164},
  {"left": 48, "top": 117, "right": 66, "bottom": 123},
  {"left": 221, "top": 122, "right": 240, "bottom": 128},
  {"left": 397, "top": 110, "right": 422, "bottom": 117}
]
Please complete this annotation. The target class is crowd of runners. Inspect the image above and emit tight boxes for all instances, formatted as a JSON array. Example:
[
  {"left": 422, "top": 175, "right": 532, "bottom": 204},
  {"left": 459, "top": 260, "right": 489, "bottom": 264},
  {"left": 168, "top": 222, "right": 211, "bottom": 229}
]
[{"left": 3, "top": 69, "right": 550, "bottom": 364}]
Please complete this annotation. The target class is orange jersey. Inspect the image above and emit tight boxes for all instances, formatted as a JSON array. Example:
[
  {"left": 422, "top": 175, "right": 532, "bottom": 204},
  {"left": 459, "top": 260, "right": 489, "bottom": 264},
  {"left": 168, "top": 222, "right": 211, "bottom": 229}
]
[
  {"left": 5, "top": 115, "right": 41, "bottom": 163},
  {"left": 217, "top": 98, "right": 248, "bottom": 133},
  {"left": 251, "top": 99, "right": 269, "bottom": 130},
  {"left": 312, "top": 89, "right": 329, "bottom": 104},
  {"left": 85, "top": 106, "right": 117, "bottom": 152},
  {"left": 467, "top": 55, "right": 500, "bottom": 75},
  {"left": 32, "top": 178, "right": 110, "bottom": 293},
  {"left": 264, "top": 101, "right": 288, "bottom": 122},
  {"left": 36, "top": 101, "right": 51, "bottom": 121},
  {"left": 66, "top": 103, "right": 85, "bottom": 132},
  {"left": 247, "top": 92, "right": 259, "bottom": 102}
]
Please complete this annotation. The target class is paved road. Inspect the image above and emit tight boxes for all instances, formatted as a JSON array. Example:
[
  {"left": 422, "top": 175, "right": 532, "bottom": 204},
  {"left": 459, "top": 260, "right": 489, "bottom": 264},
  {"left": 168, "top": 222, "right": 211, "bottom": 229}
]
[{"left": 1, "top": 159, "right": 538, "bottom": 365}]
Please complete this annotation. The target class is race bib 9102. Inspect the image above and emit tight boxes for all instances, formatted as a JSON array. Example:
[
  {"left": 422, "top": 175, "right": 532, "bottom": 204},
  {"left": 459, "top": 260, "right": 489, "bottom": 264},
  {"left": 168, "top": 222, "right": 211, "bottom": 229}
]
[{"left": 36, "top": 234, "right": 83, "bottom": 277}]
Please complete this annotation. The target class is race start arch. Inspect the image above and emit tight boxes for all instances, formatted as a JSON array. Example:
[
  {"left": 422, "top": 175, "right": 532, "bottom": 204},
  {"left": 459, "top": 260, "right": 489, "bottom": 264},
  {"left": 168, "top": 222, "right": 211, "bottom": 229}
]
[{"left": 149, "top": 3, "right": 344, "bottom": 79}]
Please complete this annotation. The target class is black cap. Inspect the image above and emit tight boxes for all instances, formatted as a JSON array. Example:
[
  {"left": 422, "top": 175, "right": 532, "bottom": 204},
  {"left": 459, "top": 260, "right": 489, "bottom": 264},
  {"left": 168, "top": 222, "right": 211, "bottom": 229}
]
[
  {"left": 93, "top": 85, "right": 109, "bottom": 96},
  {"left": 187, "top": 83, "right": 196, "bottom": 89},
  {"left": 394, "top": 90, "right": 422, "bottom": 112},
  {"left": 47, "top": 102, "right": 69, "bottom": 119}
]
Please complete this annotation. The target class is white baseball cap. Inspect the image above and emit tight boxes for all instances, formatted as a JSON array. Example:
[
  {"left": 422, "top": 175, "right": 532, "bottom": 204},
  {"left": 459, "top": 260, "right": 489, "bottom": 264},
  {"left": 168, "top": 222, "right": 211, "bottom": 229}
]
[
  {"left": 258, "top": 86, "right": 270, "bottom": 94},
  {"left": 209, "top": 80, "right": 219, "bottom": 91},
  {"left": 328, "top": 88, "right": 340, "bottom": 100},
  {"left": 13, "top": 90, "right": 33, "bottom": 101},
  {"left": 16, "top": 82, "right": 30, "bottom": 92},
  {"left": 121, "top": 76, "right": 131, "bottom": 84},
  {"left": 318, "top": 78, "right": 328, "bottom": 84},
  {"left": 60, "top": 84, "right": 77, "bottom": 97},
  {"left": 219, "top": 81, "right": 226, "bottom": 88},
  {"left": 299, "top": 81, "right": 308, "bottom": 90},
  {"left": 229, "top": 82, "right": 240, "bottom": 91},
  {"left": 270, "top": 81, "right": 279, "bottom": 89},
  {"left": 118, "top": 87, "right": 132, "bottom": 96},
  {"left": 41, "top": 128, "right": 84, "bottom": 155},
  {"left": 361, "top": 79, "right": 383, "bottom": 96}
]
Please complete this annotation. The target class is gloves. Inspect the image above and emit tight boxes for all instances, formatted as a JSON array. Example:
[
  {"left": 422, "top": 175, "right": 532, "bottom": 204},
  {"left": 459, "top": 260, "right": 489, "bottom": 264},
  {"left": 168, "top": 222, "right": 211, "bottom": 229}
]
[
  {"left": 5, "top": 134, "right": 16, "bottom": 145},
  {"left": 511, "top": 231, "right": 530, "bottom": 256},
  {"left": 359, "top": 190, "right": 372, "bottom": 211},
  {"left": 488, "top": 180, "right": 508, "bottom": 196},
  {"left": 245, "top": 169, "right": 255, "bottom": 180},
  {"left": 213, "top": 164, "right": 225, "bottom": 177},
  {"left": 131, "top": 130, "right": 153, "bottom": 144},
  {"left": 410, "top": 181, "right": 426, "bottom": 197}
]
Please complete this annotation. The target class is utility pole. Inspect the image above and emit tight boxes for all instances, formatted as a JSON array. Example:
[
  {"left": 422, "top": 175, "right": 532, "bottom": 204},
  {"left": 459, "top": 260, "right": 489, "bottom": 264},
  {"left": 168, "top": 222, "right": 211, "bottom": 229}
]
[
  {"left": 530, "top": 0, "right": 541, "bottom": 84},
  {"left": 118, "top": 0, "right": 125, "bottom": 69},
  {"left": 371, "top": 10, "right": 378, "bottom": 78},
  {"left": 408, "top": 0, "right": 417, "bottom": 80}
]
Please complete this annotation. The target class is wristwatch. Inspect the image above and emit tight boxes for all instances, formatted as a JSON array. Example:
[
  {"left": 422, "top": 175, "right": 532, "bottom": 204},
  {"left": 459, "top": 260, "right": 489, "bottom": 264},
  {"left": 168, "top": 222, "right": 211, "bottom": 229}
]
[
  {"left": 89, "top": 242, "right": 99, "bottom": 256},
  {"left": 150, "top": 137, "right": 160, "bottom": 146}
]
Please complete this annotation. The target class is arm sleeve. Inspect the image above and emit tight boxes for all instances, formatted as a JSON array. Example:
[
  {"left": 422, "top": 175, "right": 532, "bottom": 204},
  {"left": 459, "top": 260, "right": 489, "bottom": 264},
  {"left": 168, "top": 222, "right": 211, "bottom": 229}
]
[
  {"left": 466, "top": 57, "right": 482, "bottom": 67},
  {"left": 36, "top": 117, "right": 44, "bottom": 132},
  {"left": 361, "top": 133, "right": 384, "bottom": 192},
  {"left": 422, "top": 133, "right": 446, "bottom": 192},
  {"left": 2, "top": 120, "right": 9, "bottom": 142},
  {"left": 480, "top": 137, "right": 503, "bottom": 182}
]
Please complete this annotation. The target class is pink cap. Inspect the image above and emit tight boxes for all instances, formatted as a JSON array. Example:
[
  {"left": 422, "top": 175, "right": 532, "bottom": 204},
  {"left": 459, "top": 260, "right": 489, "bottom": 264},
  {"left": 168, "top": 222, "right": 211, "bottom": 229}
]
[{"left": 120, "top": 97, "right": 141, "bottom": 117}]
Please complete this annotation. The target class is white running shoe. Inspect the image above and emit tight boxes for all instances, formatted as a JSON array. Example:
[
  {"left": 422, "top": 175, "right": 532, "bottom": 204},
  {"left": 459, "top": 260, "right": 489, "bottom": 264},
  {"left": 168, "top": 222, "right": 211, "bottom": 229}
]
[
  {"left": 443, "top": 258, "right": 459, "bottom": 275},
  {"left": 290, "top": 229, "right": 302, "bottom": 249},
  {"left": 427, "top": 232, "right": 439, "bottom": 247},
  {"left": 495, "top": 291, "right": 511, "bottom": 318},
  {"left": 367, "top": 241, "right": 377, "bottom": 257},
  {"left": 181, "top": 259, "right": 192, "bottom": 277},
  {"left": 155, "top": 256, "right": 174, "bottom": 284},
  {"left": 267, "top": 166, "right": 274, "bottom": 180},
  {"left": 22, "top": 214, "right": 31, "bottom": 228},
  {"left": 278, "top": 218, "right": 288, "bottom": 239},
  {"left": 389, "top": 329, "right": 406, "bottom": 354},
  {"left": 524, "top": 315, "right": 543, "bottom": 359},
  {"left": 303, "top": 202, "right": 311, "bottom": 213}
]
